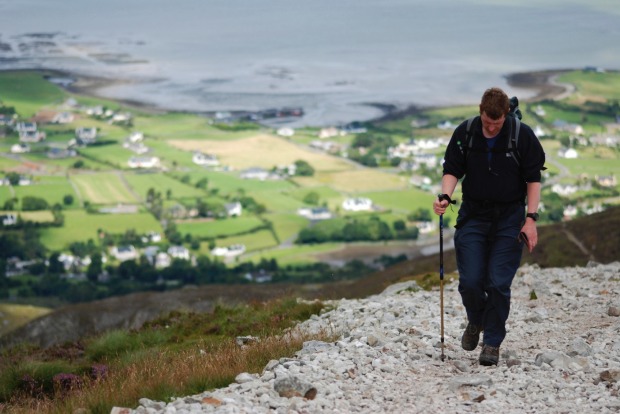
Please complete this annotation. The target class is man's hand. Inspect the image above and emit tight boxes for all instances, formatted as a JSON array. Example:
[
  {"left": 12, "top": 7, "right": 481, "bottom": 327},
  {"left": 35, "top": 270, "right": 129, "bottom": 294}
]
[
  {"left": 433, "top": 194, "right": 455, "bottom": 216},
  {"left": 520, "top": 219, "right": 538, "bottom": 253},
  {"left": 433, "top": 198, "right": 449, "bottom": 216}
]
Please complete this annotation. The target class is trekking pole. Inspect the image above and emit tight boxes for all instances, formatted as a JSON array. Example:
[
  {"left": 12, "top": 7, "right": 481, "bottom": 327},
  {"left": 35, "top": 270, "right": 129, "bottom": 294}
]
[{"left": 437, "top": 194, "right": 456, "bottom": 362}]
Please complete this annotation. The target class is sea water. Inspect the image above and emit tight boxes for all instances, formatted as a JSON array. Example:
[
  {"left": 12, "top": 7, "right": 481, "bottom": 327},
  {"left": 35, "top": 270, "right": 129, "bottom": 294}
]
[{"left": 0, "top": 0, "right": 618, "bottom": 126}]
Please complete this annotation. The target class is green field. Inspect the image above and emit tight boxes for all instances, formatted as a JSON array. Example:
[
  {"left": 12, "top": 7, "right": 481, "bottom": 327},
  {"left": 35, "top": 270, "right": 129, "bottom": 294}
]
[
  {"left": 175, "top": 216, "right": 265, "bottom": 239},
  {"left": 1, "top": 68, "right": 619, "bottom": 267},
  {"left": 124, "top": 172, "right": 206, "bottom": 200},
  {"left": 39, "top": 210, "right": 162, "bottom": 250},
  {"left": 12, "top": 176, "right": 77, "bottom": 208},
  {"left": 70, "top": 173, "right": 139, "bottom": 205}
]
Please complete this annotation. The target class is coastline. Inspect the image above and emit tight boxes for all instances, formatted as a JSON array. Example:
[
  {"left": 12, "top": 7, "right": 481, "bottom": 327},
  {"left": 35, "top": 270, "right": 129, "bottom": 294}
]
[{"left": 5, "top": 67, "right": 576, "bottom": 123}]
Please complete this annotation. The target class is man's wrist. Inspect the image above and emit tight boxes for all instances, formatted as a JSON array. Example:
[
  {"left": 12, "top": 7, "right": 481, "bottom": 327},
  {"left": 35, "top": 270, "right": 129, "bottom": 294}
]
[{"left": 526, "top": 212, "right": 539, "bottom": 222}]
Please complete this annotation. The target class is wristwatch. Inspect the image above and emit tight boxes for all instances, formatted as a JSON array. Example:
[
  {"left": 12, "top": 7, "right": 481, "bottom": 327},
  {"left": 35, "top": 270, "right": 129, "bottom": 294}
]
[{"left": 526, "top": 212, "right": 539, "bottom": 221}]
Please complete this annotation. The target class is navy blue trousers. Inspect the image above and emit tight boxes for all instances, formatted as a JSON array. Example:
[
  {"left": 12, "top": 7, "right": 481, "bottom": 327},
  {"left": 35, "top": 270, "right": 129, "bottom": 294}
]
[{"left": 453, "top": 201, "right": 524, "bottom": 347}]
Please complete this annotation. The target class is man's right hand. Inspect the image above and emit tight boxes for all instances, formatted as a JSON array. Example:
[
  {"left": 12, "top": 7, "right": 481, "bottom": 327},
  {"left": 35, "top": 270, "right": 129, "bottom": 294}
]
[{"left": 433, "top": 198, "right": 449, "bottom": 215}]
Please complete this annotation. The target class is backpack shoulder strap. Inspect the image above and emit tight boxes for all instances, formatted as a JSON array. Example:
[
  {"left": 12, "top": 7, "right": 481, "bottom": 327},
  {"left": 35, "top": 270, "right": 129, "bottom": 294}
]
[
  {"left": 465, "top": 116, "right": 477, "bottom": 151},
  {"left": 507, "top": 116, "right": 521, "bottom": 167}
]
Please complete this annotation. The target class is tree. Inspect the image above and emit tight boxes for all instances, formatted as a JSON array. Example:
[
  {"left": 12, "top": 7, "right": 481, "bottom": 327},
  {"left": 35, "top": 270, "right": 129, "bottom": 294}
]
[
  {"left": 195, "top": 177, "right": 208, "bottom": 189},
  {"left": 393, "top": 219, "right": 406, "bottom": 231},
  {"left": 87, "top": 253, "right": 103, "bottom": 283},
  {"left": 303, "top": 191, "right": 320, "bottom": 205},
  {"left": 21, "top": 196, "right": 49, "bottom": 211},
  {"left": 63, "top": 194, "right": 74, "bottom": 206},
  {"left": 48, "top": 252, "right": 65, "bottom": 274},
  {"left": 294, "top": 160, "right": 315, "bottom": 177},
  {"left": 5, "top": 172, "right": 20, "bottom": 186}
]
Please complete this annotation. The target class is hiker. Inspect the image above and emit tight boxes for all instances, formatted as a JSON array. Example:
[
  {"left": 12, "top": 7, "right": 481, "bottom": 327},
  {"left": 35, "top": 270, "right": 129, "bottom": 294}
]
[{"left": 433, "top": 87, "right": 545, "bottom": 366}]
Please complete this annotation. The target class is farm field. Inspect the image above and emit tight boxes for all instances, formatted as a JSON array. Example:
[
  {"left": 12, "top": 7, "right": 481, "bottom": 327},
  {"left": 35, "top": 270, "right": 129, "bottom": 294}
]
[
  {"left": 0, "top": 68, "right": 618, "bottom": 272},
  {"left": 39, "top": 210, "right": 162, "bottom": 251},
  {"left": 70, "top": 173, "right": 139, "bottom": 205},
  {"left": 168, "top": 134, "right": 353, "bottom": 171}
]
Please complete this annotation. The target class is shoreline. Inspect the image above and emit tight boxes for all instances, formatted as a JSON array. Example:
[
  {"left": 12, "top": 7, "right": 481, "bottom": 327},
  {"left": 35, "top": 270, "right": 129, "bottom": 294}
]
[{"left": 4, "top": 67, "right": 577, "bottom": 123}]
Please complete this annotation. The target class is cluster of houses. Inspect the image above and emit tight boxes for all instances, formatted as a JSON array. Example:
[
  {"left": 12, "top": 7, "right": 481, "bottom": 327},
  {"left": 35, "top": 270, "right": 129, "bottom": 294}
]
[{"left": 109, "top": 243, "right": 191, "bottom": 269}]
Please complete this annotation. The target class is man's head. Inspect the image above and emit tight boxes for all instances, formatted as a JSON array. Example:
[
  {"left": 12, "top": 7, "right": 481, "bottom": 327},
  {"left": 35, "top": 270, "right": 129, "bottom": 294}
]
[
  {"left": 479, "top": 87, "right": 510, "bottom": 137},
  {"left": 479, "top": 87, "right": 510, "bottom": 119}
]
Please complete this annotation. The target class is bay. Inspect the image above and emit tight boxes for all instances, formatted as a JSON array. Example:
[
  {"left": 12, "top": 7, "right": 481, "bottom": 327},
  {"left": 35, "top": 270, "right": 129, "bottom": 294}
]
[{"left": 0, "top": 0, "right": 618, "bottom": 126}]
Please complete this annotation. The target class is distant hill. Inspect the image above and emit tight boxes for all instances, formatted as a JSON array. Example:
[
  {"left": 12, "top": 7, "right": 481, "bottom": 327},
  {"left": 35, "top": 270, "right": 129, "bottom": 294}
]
[{"left": 1, "top": 206, "right": 618, "bottom": 349}]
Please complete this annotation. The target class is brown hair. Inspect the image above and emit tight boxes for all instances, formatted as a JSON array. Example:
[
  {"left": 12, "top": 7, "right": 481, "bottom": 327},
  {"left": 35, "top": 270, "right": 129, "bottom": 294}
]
[{"left": 479, "top": 87, "right": 510, "bottom": 119}]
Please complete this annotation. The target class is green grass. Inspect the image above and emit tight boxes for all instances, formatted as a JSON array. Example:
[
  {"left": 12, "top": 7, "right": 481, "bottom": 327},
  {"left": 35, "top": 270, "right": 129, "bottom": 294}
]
[
  {"left": 0, "top": 304, "right": 51, "bottom": 337},
  {"left": 70, "top": 172, "right": 138, "bottom": 205},
  {"left": 204, "top": 229, "right": 279, "bottom": 254},
  {"left": 124, "top": 173, "right": 206, "bottom": 200},
  {"left": 134, "top": 112, "right": 262, "bottom": 141},
  {"left": 0, "top": 299, "right": 328, "bottom": 414},
  {"left": 12, "top": 176, "right": 77, "bottom": 208},
  {"left": 358, "top": 188, "right": 436, "bottom": 213},
  {"left": 558, "top": 70, "right": 620, "bottom": 101},
  {"left": 265, "top": 212, "right": 310, "bottom": 243},
  {"left": 245, "top": 242, "right": 343, "bottom": 265},
  {"left": 175, "top": 216, "right": 265, "bottom": 239},
  {"left": 250, "top": 189, "right": 306, "bottom": 213},
  {"left": 39, "top": 210, "right": 162, "bottom": 251},
  {"left": 0, "top": 71, "right": 67, "bottom": 117},
  {"left": 197, "top": 171, "right": 296, "bottom": 195}
]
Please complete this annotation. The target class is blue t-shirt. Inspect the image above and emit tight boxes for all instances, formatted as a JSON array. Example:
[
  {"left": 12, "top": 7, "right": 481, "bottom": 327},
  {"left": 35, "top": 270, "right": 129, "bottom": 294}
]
[{"left": 486, "top": 135, "right": 499, "bottom": 163}]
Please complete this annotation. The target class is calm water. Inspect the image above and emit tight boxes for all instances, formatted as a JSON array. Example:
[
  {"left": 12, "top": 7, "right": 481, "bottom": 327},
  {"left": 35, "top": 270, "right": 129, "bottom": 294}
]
[{"left": 1, "top": 0, "right": 619, "bottom": 126}]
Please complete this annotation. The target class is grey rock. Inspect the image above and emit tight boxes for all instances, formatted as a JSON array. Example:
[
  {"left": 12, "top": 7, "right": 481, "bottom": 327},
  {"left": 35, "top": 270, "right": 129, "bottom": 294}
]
[
  {"left": 273, "top": 376, "right": 317, "bottom": 400},
  {"left": 448, "top": 374, "right": 493, "bottom": 391}
]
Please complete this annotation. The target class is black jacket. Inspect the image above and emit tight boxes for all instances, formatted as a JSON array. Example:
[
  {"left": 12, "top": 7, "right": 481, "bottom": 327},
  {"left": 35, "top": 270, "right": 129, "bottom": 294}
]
[{"left": 442, "top": 116, "right": 546, "bottom": 203}]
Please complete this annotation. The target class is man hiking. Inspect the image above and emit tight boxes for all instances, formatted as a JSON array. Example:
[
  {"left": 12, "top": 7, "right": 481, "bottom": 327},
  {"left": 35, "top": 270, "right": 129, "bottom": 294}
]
[{"left": 433, "top": 87, "right": 546, "bottom": 366}]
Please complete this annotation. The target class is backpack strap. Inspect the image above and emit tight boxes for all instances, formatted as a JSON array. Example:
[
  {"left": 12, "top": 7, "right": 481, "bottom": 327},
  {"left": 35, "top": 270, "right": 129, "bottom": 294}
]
[
  {"left": 463, "top": 116, "right": 478, "bottom": 156},
  {"left": 507, "top": 116, "right": 521, "bottom": 167}
]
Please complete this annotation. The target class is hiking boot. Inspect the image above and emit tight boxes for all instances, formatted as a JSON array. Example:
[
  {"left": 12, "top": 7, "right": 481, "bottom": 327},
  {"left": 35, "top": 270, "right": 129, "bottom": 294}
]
[
  {"left": 461, "top": 323, "right": 482, "bottom": 351},
  {"left": 479, "top": 344, "right": 500, "bottom": 366}
]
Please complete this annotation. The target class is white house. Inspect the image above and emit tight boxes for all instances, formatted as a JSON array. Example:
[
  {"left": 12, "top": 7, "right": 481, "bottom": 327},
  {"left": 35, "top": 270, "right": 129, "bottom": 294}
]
[
  {"left": 128, "top": 131, "right": 144, "bottom": 143},
  {"left": 318, "top": 127, "right": 342, "bottom": 139},
  {"left": 558, "top": 148, "right": 578, "bottom": 159},
  {"left": 211, "top": 244, "right": 246, "bottom": 258},
  {"left": 297, "top": 207, "right": 332, "bottom": 220},
  {"left": 192, "top": 152, "right": 219, "bottom": 167},
  {"left": 111, "top": 245, "right": 138, "bottom": 262},
  {"left": 240, "top": 167, "right": 270, "bottom": 181},
  {"left": 225, "top": 201, "right": 243, "bottom": 217},
  {"left": 112, "top": 112, "right": 132, "bottom": 123},
  {"left": 596, "top": 175, "right": 617, "bottom": 187},
  {"left": 19, "top": 130, "right": 46, "bottom": 143},
  {"left": 276, "top": 127, "right": 295, "bottom": 137},
  {"left": 1, "top": 213, "right": 17, "bottom": 226},
  {"left": 563, "top": 205, "right": 578, "bottom": 220},
  {"left": 16, "top": 122, "right": 37, "bottom": 133},
  {"left": 52, "top": 112, "right": 74, "bottom": 124},
  {"left": 342, "top": 197, "right": 373, "bottom": 212},
  {"left": 415, "top": 221, "right": 435, "bottom": 234},
  {"left": 551, "top": 183, "right": 578, "bottom": 196},
  {"left": 128, "top": 156, "right": 160, "bottom": 169},
  {"left": 168, "top": 245, "right": 190, "bottom": 260},
  {"left": 11, "top": 143, "right": 30, "bottom": 153},
  {"left": 75, "top": 127, "right": 97, "bottom": 145}
]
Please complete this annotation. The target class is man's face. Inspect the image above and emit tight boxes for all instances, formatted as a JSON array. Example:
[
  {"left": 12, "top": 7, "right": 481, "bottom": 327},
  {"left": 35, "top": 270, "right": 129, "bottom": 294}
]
[{"left": 480, "top": 112, "right": 505, "bottom": 137}]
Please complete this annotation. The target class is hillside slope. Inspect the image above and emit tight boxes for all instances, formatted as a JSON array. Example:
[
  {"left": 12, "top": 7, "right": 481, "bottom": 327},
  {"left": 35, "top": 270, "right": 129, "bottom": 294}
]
[{"left": 1, "top": 206, "right": 618, "bottom": 349}]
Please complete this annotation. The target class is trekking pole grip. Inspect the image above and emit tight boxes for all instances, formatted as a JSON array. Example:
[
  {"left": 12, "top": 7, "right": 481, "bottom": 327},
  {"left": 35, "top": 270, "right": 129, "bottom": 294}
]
[{"left": 437, "top": 193, "right": 457, "bottom": 205}]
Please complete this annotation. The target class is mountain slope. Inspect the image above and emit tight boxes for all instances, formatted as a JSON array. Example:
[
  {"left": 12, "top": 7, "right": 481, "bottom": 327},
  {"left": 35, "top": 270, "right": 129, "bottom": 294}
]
[{"left": 1, "top": 206, "right": 618, "bottom": 349}]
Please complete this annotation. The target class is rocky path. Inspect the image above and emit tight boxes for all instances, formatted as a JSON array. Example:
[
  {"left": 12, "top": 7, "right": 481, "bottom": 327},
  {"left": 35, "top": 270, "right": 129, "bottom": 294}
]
[{"left": 121, "top": 262, "right": 620, "bottom": 413}]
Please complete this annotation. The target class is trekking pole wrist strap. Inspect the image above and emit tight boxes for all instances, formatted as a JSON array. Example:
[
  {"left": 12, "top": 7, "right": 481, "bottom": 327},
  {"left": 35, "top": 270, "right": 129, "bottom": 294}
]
[{"left": 438, "top": 193, "right": 457, "bottom": 205}]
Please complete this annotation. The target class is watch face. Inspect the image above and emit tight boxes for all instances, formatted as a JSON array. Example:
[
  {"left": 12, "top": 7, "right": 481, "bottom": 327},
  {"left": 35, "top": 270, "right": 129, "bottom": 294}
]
[{"left": 528, "top": 213, "right": 539, "bottom": 221}]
